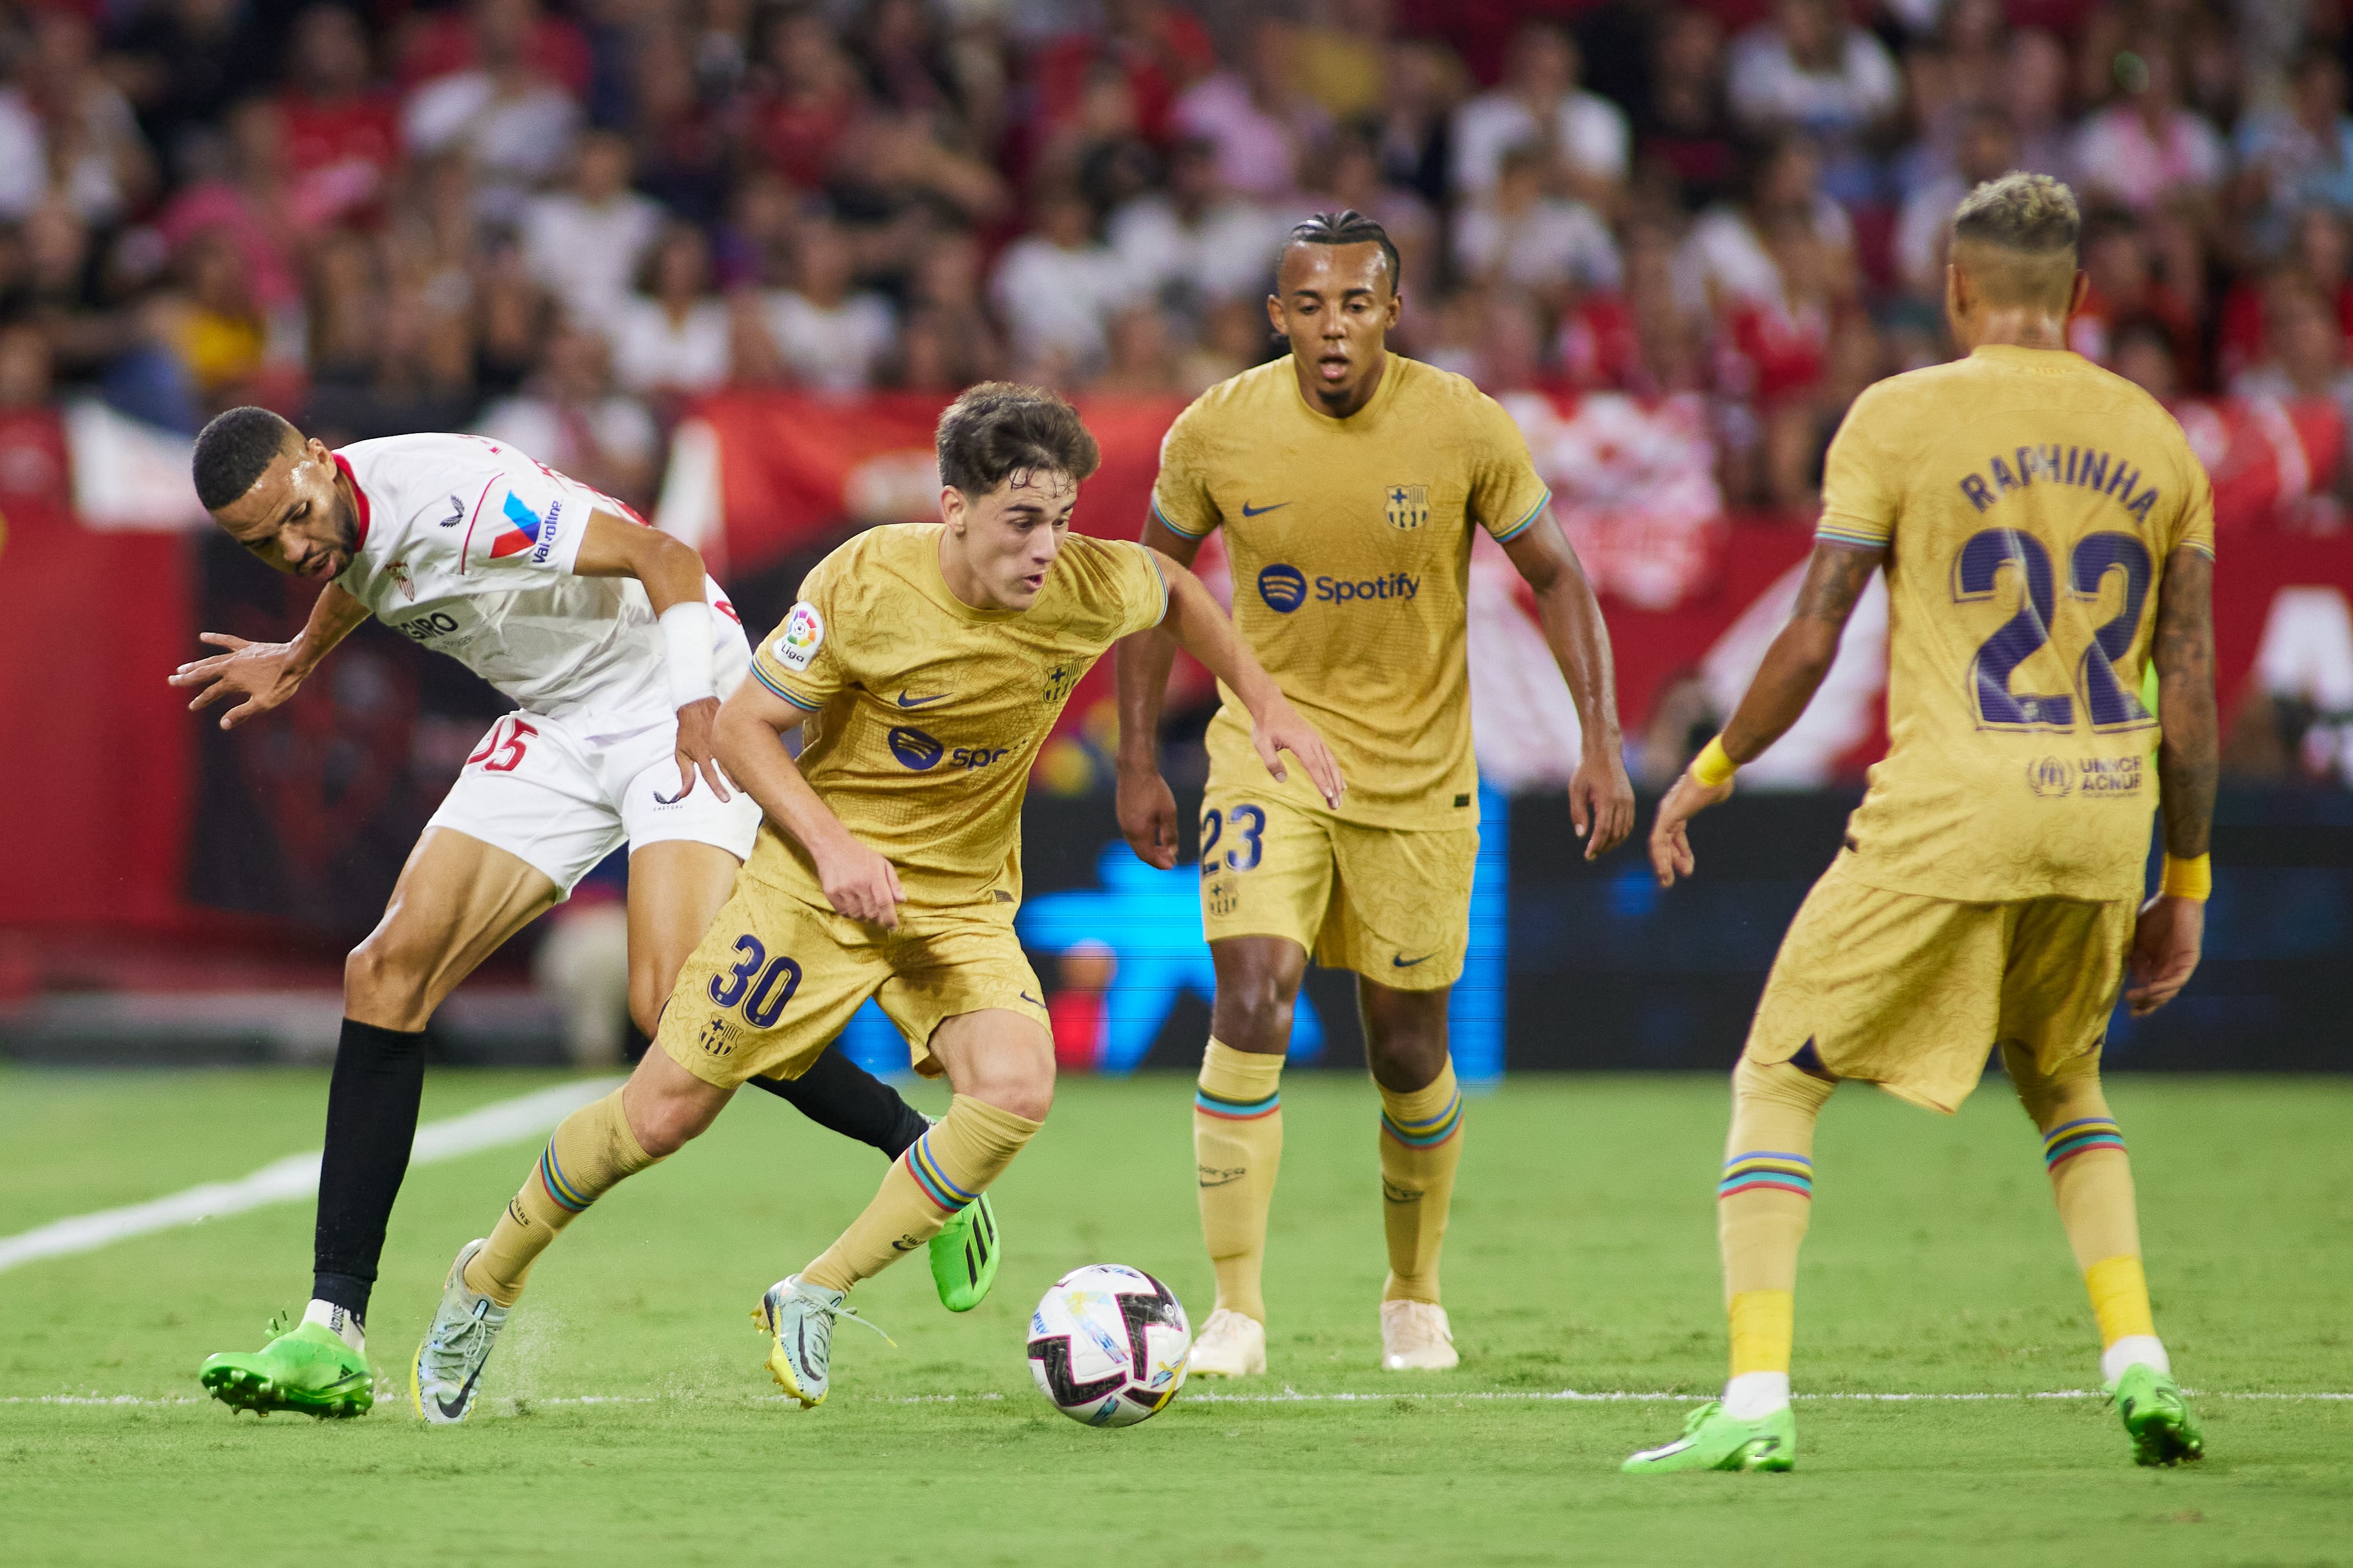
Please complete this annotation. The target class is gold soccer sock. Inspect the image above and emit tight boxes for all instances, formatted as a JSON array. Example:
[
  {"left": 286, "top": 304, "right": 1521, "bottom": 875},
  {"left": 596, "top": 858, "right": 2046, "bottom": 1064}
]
[
  {"left": 803, "top": 1095, "right": 1039, "bottom": 1293},
  {"left": 1378, "top": 1059, "right": 1464, "bottom": 1305},
  {"left": 464, "top": 1088, "right": 662, "bottom": 1308},
  {"left": 2003, "top": 1044, "right": 2166, "bottom": 1381},
  {"left": 1194, "top": 1039, "right": 1284, "bottom": 1324},
  {"left": 1718, "top": 1054, "right": 1835, "bottom": 1415}
]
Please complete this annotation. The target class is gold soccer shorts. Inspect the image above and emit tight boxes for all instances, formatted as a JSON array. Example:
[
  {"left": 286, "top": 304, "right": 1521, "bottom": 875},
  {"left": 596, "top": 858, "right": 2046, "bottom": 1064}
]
[
  {"left": 1196, "top": 787, "right": 1479, "bottom": 991},
  {"left": 1743, "top": 854, "right": 2136, "bottom": 1113},
  {"left": 656, "top": 878, "right": 1049, "bottom": 1090}
]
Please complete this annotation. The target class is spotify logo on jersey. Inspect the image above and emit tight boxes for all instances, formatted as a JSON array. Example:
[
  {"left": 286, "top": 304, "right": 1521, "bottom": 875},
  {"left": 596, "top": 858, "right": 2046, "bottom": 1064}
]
[
  {"left": 888, "top": 726, "right": 944, "bottom": 770},
  {"left": 1258, "top": 564, "right": 1308, "bottom": 613}
]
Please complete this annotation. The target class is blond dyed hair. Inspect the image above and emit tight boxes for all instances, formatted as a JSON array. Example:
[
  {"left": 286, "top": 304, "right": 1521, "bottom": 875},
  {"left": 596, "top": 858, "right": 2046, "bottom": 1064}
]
[
  {"left": 1952, "top": 173, "right": 2080, "bottom": 254},
  {"left": 1949, "top": 173, "right": 2080, "bottom": 306}
]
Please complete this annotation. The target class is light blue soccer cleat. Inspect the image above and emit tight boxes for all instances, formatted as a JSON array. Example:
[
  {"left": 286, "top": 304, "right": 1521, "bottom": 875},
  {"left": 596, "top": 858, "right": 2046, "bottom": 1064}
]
[
  {"left": 752, "top": 1275, "right": 890, "bottom": 1408},
  {"left": 410, "top": 1238, "right": 509, "bottom": 1425}
]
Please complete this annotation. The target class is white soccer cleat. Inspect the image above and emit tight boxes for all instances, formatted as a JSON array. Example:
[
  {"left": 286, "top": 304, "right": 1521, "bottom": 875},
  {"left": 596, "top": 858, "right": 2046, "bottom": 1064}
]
[
  {"left": 1380, "top": 1299, "right": 1458, "bottom": 1371},
  {"left": 752, "top": 1274, "right": 890, "bottom": 1408},
  {"left": 1186, "top": 1307, "right": 1267, "bottom": 1377},
  {"left": 410, "top": 1238, "right": 509, "bottom": 1424}
]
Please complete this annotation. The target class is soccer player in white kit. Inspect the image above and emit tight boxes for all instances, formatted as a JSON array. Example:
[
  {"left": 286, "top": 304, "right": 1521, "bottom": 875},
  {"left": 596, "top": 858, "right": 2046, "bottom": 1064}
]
[{"left": 173, "top": 407, "right": 979, "bottom": 1419}]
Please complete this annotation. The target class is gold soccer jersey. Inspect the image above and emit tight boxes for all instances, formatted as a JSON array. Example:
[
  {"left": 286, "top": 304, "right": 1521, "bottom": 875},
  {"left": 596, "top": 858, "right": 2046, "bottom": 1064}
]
[
  {"left": 1818, "top": 345, "right": 2216, "bottom": 904},
  {"left": 1151, "top": 355, "right": 1552, "bottom": 829},
  {"left": 745, "top": 523, "right": 1169, "bottom": 912}
]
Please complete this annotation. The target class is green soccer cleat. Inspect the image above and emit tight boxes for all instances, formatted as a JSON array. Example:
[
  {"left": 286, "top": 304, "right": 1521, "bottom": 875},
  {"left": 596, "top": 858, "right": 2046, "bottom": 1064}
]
[
  {"left": 929, "top": 1192, "right": 999, "bottom": 1312},
  {"left": 1622, "top": 1401, "right": 1797, "bottom": 1474},
  {"left": 198, "top": 1312, "right": 374, "bottom": 1419},
  {"left": 410, "top": 1239, "right": 509, "bottom": 1425},
  {"left": 2113, "top": 1363, "right": 2205, "bottom": 1467}
]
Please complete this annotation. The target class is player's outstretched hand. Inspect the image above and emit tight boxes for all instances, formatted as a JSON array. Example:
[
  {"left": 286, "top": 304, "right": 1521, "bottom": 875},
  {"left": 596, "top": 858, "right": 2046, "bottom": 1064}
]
[
  {"left": 1647, "top": 769, "right": 1735, "bottom": 888},
  {"left": 672, "top": 697, "right": 732, "bottom": 802},
  {"left": 2126, "top": 893, "right": 2204, "bottom": 1016},
  {"left": 813, "top": 831, "right": 904, "bottom": 929},
  {"left": 169, "top": 633, "right": 306, "bottom": 730},
  {"left": 1570, "top": 747, "right": 1637, "bottom": 861},
  {"left": 1251, "top": 697, "right": 1346, "bottom": 809},
  {"left": 1116, "top": 763, "right": 1180, "bottom": 871}
]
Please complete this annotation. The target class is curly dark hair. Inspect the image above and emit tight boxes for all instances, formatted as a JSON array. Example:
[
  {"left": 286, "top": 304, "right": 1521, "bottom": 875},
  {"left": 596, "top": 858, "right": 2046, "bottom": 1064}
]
[{"left": 935, "top": 382, "right": 1101, "bottom": 495}]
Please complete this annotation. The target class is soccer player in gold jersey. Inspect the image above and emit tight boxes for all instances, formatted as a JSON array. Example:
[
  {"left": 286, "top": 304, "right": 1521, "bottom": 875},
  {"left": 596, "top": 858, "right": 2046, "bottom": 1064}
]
[
  {"left": 1624, "top": 174, "right": 2214, "bottom": 1473},
  {"left": 407, "top": 385, "right": 1343, "bottom": 1419},
  {"left": 1118, "top": 212, "right": 1636, "bottom": 1377}
]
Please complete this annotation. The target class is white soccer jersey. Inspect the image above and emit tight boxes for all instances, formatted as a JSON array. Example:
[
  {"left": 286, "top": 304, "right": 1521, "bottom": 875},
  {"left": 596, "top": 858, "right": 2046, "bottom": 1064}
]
[{"left": 332, "top": 433, "right": 748, "bottom": 732}]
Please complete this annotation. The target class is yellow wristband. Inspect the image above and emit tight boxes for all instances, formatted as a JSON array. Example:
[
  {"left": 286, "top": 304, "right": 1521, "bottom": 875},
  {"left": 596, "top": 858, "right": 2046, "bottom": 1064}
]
[
  {"left": 2160, "top": 853, "right": 2211, "bottom": 902},
  {"left": 1691, "top": 736, "right": 1738, "bottom": 789}
]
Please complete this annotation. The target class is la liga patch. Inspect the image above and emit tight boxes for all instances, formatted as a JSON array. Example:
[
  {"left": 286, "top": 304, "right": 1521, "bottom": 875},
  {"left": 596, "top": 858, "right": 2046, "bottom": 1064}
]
[{"left": 774, "top": 602, "right": 824, "bottom": 671}]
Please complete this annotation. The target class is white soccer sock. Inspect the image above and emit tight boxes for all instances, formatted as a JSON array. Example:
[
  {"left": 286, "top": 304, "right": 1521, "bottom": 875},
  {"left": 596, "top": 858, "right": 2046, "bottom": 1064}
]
[
  {"left": 1722, "top": 1370, "right": 1790, "bottom": 1419},
  {"left": 2100, "top": 1334, "right": 2168, "bottom": 1384},
  {"left": 303, "top": 1298, "right": 365, "bottom": 1353}
]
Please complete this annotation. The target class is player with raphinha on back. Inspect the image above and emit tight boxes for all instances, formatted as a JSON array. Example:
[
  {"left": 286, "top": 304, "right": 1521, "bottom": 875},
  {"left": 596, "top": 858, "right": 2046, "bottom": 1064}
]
[{"left": 1625, "top": 171, "right": 2215, "bottom": 1474}]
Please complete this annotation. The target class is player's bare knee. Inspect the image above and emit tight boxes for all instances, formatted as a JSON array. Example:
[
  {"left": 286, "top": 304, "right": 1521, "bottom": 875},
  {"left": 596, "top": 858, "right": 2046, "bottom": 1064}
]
[
  {"left": 1212, "top": 988, "right": 1292, "bottom": 1054},
  {"left": 1208, "top": 940, "right": 1304, "bottom": 1054},
  {"left": 1360, "top": 984, "right": 1449, "bottom": 1092},
  {"left": 624, "top": 1083, "right": 716, "bottom": 1158},
  {"left": 2005, "top": 1041, "right": 2106, "bottom": 1131},
  {"left": 965, "top": 1059, "right": 1054, "bottom": 1123},
  {"left": 343, "top": 935, "right": 432, "bottom": 1029}
]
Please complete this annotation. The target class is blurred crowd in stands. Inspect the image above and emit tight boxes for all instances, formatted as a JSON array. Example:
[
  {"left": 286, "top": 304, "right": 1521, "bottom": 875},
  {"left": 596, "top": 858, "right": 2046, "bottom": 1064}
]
[{"left": 5, "top": 0, "right": 2353, "bottom": 529}]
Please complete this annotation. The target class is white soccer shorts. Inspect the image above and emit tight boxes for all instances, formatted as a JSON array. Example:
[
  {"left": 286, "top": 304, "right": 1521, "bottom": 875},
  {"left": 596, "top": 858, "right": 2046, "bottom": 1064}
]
[{"left": 425, "top": 708, "right": 761, "bottom": 893}]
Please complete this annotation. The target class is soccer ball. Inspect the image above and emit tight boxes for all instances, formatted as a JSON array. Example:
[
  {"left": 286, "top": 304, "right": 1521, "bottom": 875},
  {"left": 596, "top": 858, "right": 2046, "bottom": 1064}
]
[{"left": 1025, "top": 1264, "right": 1191, "bottom": 1427}]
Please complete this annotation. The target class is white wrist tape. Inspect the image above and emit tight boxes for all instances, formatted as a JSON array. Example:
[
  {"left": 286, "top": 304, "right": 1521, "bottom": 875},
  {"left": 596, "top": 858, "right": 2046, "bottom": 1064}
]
[{"left": 660, "top": 601, "right": 716, "bottom": 710}]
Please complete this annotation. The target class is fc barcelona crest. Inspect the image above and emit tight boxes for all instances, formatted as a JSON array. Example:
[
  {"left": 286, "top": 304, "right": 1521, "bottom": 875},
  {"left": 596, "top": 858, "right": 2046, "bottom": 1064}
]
[
  {"left": 1384, "top": 484, "right": 1429, "bottom": 530},
  {"left": 1040, "top": 655, "right": 1079, "bottom": 707}
]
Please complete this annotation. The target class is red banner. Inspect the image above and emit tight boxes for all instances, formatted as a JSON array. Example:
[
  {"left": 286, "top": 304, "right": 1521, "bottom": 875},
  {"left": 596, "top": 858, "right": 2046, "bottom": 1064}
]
[{"left": 0, "top": 414, "right": 193, "bottom": 929}]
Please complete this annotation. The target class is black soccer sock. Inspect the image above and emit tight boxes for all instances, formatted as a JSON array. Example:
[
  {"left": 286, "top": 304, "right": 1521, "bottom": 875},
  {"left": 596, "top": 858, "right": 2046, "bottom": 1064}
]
[
  {"left": 310, "top": 1019, "right": 429, "bottom": 1320},
  {"left": 748, "top": 1046, "right": 930, "bottom": 1160}
]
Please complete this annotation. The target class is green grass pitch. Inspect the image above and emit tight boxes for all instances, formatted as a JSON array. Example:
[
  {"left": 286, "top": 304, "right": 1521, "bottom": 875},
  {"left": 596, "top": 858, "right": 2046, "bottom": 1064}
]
[{"left": 2, "top": 1067, "right": 2348, "bottom": 1567}]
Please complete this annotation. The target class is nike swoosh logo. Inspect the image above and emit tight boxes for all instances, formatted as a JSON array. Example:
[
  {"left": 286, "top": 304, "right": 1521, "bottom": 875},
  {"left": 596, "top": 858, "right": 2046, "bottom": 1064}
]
[
  {"left": 1391, "top": 954, "right": 1434, "bottom": 968},
  {"left": 1019, "top": 991, "right": 1045, "bottom": 1008},
  {"left": 435, "top": 1360, "right": 485, "bottom": 1421},
  {"left": 1240, "top": 502, "right": 1290, "bottom": 517},
  {"left": 895, "top": 692, "right": 948, "bottom": 708}
]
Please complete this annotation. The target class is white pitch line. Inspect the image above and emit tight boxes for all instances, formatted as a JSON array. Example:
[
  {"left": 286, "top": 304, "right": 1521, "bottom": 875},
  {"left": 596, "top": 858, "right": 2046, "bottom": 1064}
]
[
  {"left": 6, "top": 1389, "right": 2350, "bottom": 1409},
  {"left": 0, "top": 1077, "right": 623, "bottom": 1276}
]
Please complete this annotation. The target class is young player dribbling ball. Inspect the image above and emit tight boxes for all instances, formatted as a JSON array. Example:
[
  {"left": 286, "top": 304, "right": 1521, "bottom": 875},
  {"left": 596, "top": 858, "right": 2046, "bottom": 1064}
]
[
  {"left": 410, "top": 383, "right": 1345, "bottom": 1419},
  {"left": 1626, "top": 173, "right": 2214, "bottom": 1474}
]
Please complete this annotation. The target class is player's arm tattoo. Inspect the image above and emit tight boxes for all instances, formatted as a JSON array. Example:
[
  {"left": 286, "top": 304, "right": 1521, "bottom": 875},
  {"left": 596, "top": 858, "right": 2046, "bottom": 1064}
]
[
  {"left": 1720, "top": 540, "right": 1886, "bottom": 764},
  {"left": 1791, "top": 538, "right": 1883, "bottom": 626},
  {"left": 2151, "top": 546, "right": 2219, "bottom": 860}
]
